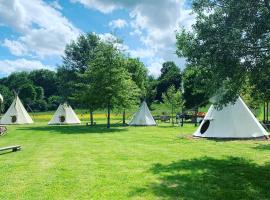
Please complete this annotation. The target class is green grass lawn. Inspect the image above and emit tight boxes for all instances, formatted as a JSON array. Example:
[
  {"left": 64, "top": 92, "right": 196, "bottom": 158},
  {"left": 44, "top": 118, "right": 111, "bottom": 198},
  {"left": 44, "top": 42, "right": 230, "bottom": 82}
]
[{"left": 1, "top": 115, "right": 270, "bottom": 200}]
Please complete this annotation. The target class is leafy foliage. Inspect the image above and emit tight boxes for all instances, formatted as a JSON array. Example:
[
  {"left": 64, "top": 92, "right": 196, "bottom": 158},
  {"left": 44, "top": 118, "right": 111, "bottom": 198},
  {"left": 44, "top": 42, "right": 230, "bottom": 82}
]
[
  {"left": 162, "top": 85, "right": 184, "bottom": 125},
  {"left": 156, "top": 61, "right": 182, "bottom": 101},
  {"left": 176, "top": 0, "right": 270, "bottom": 106}
]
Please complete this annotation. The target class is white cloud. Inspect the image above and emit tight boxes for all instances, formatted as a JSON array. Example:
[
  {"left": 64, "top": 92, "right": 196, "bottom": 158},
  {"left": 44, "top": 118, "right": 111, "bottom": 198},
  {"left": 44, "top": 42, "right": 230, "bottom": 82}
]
[
  {"left": 2, "top": 39, "right": 28, "bottom": 56},
  {"left": 147, "top": 58, "right": 165, "bottom": 78},
  {"left": 109, "top": 19, "right": 127, "bottom": 29},
  {"left": 50, "top": 0, "right": 62, "bottom": 10},
  {"left": 0, "top": 0, "right": 80, "bottom": 58},
  {"left": 72, "top": 0, "right": 195, "bottom": 75},
  {"left": 128, "top": 48, "right": 154, "bottom": 59},
  {"left": 0, "top": 59, "right": 53, "bottom": 75}
]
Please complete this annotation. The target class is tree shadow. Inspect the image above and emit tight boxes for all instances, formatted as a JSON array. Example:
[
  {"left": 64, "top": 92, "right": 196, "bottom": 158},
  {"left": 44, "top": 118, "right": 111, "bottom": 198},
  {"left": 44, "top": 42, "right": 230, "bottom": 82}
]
[
  {"left": 130, "top": 156, "right": 270, "bottom": 200},
  {"left": 17, "top": 124, "right": 128, "bottom": 134},
  {"left": 253, "top": 144, "right": 270, "bottom": 151}
]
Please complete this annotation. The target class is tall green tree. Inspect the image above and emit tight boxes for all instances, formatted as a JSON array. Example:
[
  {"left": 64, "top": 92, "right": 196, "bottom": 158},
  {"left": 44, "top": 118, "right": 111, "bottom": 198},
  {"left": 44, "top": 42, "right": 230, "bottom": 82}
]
[
  {"left": 58, "top": 33, "right": 100, "bottom": 102},
  {"left": 86, "top": 42, "right": 140, "bottom": 128},
  {"left": 182, "top": 65, "right": 210, "bottom": 109},
  {"left": 162, "top": 85, "right": 184, "bottom": 125},
  {"left": 125, "top": 58, "right": 147, "bottom": 97},
  {"left": 156, "top": 61, "right": 181, "bottom": 101},
  {"left": 145, "top": 75, "right": 158, "bottom": 107},
  {"left": 176, "top": 0, "right": 270, "bottom": 106}
]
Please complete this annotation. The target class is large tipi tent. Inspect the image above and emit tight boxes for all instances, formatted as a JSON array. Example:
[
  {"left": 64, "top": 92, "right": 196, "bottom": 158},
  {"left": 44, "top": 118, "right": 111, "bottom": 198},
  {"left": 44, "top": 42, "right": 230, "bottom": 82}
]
[
  {"left": 193, "top": 97, "right": 268, "bottom": 139},
  {"left": 48, "top": 103, "right": 81, "bottom": 125},
  {"left": 0, "top": 95, "right": 33, "bottom": 124},
  {"left": 129, "top": 101, "right": 156, "bottom": 126}
]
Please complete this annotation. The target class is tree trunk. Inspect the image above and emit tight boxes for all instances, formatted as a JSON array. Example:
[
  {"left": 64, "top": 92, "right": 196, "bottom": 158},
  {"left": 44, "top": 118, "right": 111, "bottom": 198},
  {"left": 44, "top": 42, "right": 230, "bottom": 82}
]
[
  {"left": 107, "top": 103, "right": 111, "bottom": 129},
  {"left": 181, "top": 107, "right": 184, "bottom": 127},
  {"left": 264, "top": 102, "right": 266, "bottom": 124},
  {"left": 267, "top": 102, "right": 269, "bottom": 123},
  {"left": 171, "top": 105, "right": 174, "bottom": 126},
  {"left": 123, "top": 109, "right": 126, "bottom": 126},
  {"left": 90, "top": 109, "right": 94, "bottom": 126}
]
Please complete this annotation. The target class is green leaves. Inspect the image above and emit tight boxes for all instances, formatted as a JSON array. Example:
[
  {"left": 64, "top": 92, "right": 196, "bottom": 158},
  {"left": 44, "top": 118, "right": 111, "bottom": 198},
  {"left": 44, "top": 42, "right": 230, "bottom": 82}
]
[{"left": 176, "top": 0, "right": 270, "bottom": 106}]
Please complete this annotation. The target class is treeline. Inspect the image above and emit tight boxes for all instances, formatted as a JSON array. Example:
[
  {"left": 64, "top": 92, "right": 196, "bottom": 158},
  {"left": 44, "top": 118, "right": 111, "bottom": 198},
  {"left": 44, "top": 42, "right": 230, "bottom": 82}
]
[
  {"left": 0, "top": 33, "right": 190, "bottom": 114},
  {"left": 0, "top": 70, "right": 59, "bottom": 112}
]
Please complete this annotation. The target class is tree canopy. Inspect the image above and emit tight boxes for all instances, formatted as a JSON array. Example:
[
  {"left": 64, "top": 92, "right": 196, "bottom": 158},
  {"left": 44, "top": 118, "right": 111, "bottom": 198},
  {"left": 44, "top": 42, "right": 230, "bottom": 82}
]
[
  {"left": 176, "top": 0, "right": 270, "bottom": 106},
  {"left": 156, "top": 61, "right": 182, "bottom": 101}
]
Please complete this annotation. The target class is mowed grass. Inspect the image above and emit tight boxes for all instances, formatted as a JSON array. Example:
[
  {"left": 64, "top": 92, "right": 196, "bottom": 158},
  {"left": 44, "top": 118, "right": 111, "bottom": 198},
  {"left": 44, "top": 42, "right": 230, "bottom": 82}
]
[{"left": 0, "top": 114, "right": 270, "bottom": 200}]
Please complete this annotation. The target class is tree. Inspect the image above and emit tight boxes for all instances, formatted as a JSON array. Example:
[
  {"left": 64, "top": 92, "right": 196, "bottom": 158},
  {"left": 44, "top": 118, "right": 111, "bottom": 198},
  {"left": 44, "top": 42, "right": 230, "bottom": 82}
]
[
  {"left": 125, "top": 58, "right": 147, "bottom": 96},
  {"left": 156, "top": 61, "right": 181, "bottom": 101},
  {"left": 0, "top": 85, "right": 13, "bottom": 112},
  {"left": 48, "top": 95, "right": 62, "bottom": 110},
  {"left": 63, "top": 33, "right": 100, "bottom": 73},
  {"left": 29, "top": 69, "right": 58, "bottom": 98},
  {"left": 35, "top": 86, "right": 44, "bottom": 100},
  {"left": 162, "top": 85, "right": 184, "bottom": 125},
  {"left": 123, "top": 58, "right": 147, "bottom": 124},
  {"left": 182, "top": 65, "right": 210, "bottom": 109},
  {"left": 86, "top": 42, "right": 140, "bottom": 128},
  {"left": 3, "top": 72, "right": 32, "bottom": 91},
  {"left": 176, "top": 0, "right": 270, "bottom": 107},
  {"left": 19, "top": 83, "right": 37, "bottom": 106},
  {"left": 58, "top": 33, "right": 100, "bottom": 102},
  {"left": 56, "top": 33, "right": 101, "bottom": 123},
  {"left": 145, "top": 75, "right": 158, "bottom": 107}
]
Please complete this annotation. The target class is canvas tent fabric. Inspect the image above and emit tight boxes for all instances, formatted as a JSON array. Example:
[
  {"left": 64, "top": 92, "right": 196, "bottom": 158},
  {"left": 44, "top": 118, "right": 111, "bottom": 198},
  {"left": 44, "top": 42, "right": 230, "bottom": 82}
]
[
  {"left": 0, "top": 94, "right": 3, "bottom": 103},
  {"left": 193, "top": 97, "right": 268, "bottom": 138},
  {"left": 0, "top": 95, "right": 33, "bottom": 125},
  {"left": 48, "top": 104, "right": 81, "bottom": 125},
  {"left": 129, "top": 101, "right": 156, "bottom": 126}
]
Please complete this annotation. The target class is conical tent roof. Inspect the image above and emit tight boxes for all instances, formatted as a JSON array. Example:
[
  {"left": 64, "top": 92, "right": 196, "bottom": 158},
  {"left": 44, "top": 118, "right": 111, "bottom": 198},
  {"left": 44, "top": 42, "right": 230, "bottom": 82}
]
[
  {"left": 129, "top": 101, "right": 156, "bottom": 126},
  {"left": 0, "top": 95, "right": 33, "bottom": 124},
  {"left": 48, "top": 103, "right": 81, "bottom": 125},
  {"left": 193, "top": 97, "right": 268, "bottom": 138}
]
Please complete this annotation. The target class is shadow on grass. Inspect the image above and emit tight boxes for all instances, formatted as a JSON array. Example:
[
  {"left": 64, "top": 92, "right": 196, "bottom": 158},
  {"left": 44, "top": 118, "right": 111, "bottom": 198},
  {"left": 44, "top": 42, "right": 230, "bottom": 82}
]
[
  {"left": 0, "top": 151, "right": 16, "bottom": 156},
  {"left": 17, "top": 124, "right": 128, "bottom": 134},
  {"left": 130, "top": 156, "right": 270, "bottom": 200},
  {"left": 253, "top": 144, "right": 270, "bottom": 151}
]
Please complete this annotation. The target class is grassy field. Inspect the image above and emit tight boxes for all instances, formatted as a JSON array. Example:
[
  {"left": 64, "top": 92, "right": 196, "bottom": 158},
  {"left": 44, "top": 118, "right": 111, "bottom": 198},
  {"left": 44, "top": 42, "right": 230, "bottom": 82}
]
[{"left": 1, "top": 115, "right": 270, "bottom": 200}]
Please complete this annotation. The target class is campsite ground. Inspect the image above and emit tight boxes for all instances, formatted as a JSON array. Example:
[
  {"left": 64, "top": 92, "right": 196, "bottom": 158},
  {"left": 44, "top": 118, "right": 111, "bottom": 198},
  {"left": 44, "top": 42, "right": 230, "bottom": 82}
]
[{"left": 1, "top": 115, "right": 270, "bottom": 200}]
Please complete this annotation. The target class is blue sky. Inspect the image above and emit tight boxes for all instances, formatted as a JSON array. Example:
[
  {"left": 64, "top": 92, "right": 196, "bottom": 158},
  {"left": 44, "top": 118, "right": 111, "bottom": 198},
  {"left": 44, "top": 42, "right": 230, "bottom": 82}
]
[{"left": 0, "top": 0, "right": 194, "bottom": 77}]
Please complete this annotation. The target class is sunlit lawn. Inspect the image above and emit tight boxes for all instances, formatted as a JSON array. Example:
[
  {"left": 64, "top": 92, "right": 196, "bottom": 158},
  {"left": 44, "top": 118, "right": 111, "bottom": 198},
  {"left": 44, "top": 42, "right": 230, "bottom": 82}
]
[{"left": 0, "top": 114, "right": 270, "bottom": 199}]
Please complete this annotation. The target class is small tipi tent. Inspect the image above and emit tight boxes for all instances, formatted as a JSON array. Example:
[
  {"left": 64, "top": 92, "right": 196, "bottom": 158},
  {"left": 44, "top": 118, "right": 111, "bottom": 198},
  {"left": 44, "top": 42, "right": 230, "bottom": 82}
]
[
  {"left": 129, "top": 101, "right": 156, "bottom": 126},
  {"left": 193, "top": 97, "right": 268, "bottom": 139},
  {"left": 0, "top": 95, "right": 33, "bottom": 124},
  {"left": 48, "top": 103, "right": 81, "bottom": 125}
]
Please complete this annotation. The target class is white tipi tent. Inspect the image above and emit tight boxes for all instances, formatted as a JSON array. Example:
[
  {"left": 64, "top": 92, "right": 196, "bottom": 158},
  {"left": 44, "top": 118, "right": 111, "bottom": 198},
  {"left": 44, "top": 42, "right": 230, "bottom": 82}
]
[
  {"left": 0, "top": 95, "right": 33, "bottom": 124},
  {"left": 48, "top": 103, "right": 81, "bottom": 125},
  {"left": 129, "top": 101, "right": 156, "bottom": 126},
  {"left": 193, "top": 97, "right": 268, "bottom": 139}
]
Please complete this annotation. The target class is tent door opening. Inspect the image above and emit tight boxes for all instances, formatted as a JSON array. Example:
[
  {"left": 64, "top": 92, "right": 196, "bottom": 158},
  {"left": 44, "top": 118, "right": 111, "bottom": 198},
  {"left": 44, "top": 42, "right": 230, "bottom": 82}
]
[{"left": 200, "top": 120, "right": 210, "bottom": 134}]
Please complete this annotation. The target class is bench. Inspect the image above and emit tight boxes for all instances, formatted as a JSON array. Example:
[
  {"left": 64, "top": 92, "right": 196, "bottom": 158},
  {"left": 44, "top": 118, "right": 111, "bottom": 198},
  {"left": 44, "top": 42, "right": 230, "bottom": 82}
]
[
  {"left": 0, "top": 145, "right": 21, "bottom": 153},
  {"left": 160, "top": 115, "right": 171, "bottom": 123}
]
